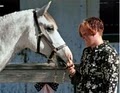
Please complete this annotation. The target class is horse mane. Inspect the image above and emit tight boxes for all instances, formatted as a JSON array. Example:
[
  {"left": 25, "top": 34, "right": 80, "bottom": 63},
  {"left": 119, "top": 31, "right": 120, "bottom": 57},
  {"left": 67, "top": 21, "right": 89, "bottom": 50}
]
[
  {"left": 0, "top": 9, "right": 35, "bottom": 51},
  {"left": 0, "top": 9, "right": 34, "bottom": 36},
  {"left": 0, "top": 10, "right": 57, "bottom": 32},
  {"left": 0, "top": 9, "right": 33, "bottom": 24}
]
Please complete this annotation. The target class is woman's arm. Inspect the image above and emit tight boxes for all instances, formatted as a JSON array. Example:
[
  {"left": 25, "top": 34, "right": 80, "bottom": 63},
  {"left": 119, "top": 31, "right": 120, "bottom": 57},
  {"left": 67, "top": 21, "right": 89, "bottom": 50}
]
[
  {"left": 66, "top": 59, "right": 81, "bottom": 85},
  {"left": 102, "top": 50, "right": 119, "bottom": 93}
]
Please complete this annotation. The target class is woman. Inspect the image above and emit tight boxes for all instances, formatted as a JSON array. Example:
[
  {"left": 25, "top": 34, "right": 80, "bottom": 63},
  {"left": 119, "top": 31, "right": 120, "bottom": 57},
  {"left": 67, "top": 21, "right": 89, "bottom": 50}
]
[{"left": 66, "top": 17, "right": 119, "bottom": 93}]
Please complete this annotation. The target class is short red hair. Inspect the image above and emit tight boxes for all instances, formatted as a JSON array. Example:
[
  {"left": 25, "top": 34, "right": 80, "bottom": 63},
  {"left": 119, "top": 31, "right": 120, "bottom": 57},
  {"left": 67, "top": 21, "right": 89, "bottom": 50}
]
[{"left": 79, "top": 17, "right": 104, "bottom": 36}]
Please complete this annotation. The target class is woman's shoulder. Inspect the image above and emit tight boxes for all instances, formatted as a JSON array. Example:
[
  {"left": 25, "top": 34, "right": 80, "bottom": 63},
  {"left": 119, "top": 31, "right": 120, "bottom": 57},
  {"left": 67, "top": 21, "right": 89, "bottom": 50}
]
[{"left": 103, "top": 43, "right": 118, "bottom": 55}]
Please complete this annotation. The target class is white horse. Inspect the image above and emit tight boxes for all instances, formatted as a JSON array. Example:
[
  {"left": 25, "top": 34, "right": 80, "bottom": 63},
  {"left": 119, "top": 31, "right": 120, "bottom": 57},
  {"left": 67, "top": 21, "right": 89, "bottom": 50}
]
[{"left": 0, "top": 1, "right": 73, "bottom": 71}]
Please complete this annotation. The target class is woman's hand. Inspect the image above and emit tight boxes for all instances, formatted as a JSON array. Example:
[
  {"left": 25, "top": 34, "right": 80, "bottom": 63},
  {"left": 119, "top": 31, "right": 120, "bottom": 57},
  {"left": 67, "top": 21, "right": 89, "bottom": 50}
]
[{"left": 66, "top": 58, "right": 76, "bottom": 76}]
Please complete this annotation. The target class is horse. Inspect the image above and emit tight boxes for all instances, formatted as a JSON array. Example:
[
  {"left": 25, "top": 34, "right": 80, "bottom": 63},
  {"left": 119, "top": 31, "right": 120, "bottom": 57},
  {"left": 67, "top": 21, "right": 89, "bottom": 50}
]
[{"left": 0, "top": 1, "right": 73, "bottom": 72}]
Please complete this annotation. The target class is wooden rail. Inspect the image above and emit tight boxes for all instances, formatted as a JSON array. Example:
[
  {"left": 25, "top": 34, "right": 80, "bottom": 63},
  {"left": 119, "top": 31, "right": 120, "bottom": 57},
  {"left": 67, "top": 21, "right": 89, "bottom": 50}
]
[
  {"left": 0, "top": 63, "right": 119, "bottom": 93},
  {"left": 0, "top": 63, "right": 76, "bottom": 83}
]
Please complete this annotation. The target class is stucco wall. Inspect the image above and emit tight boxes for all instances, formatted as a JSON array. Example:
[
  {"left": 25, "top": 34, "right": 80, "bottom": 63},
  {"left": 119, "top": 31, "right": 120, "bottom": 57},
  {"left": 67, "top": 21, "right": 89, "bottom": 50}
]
[{"left": 0, "top": 0, "right": 119, "bottom": 93}]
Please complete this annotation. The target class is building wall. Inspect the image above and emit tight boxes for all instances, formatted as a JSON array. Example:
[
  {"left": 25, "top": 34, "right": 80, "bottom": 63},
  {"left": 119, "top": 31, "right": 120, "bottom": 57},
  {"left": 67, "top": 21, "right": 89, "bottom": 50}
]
[{"left": 0, "top": 0, "right": 119, "bottom": 93}]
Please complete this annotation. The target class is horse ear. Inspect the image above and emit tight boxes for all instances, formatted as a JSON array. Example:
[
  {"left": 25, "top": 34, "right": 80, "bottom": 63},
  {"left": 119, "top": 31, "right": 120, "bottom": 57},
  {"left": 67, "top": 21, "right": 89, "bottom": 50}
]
[{"left": 35, "top": 1, "right": 52, "bottom": 17}]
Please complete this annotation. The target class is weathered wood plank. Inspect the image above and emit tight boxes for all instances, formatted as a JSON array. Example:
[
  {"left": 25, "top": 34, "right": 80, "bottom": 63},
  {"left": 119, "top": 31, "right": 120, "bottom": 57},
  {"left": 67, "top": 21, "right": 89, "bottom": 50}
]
[{"left": 0, "top": 63, "right": 78, "bottom": 83}]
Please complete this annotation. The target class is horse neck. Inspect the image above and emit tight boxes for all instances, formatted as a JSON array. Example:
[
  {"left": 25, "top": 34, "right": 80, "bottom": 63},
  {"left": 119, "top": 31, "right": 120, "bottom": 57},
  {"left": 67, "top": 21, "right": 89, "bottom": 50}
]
[{"left": 0, "top": 10, "right": 34, "bottom": 71}]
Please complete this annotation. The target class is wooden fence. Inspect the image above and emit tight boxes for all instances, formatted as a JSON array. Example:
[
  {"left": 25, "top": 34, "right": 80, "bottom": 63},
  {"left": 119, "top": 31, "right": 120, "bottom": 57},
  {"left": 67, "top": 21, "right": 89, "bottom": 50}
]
[
  {"left": 0, "top": 63, "right": 74, "bottom": 83},
  {"left": 0, "top": 63, "right": 79, "bottom": 93},
  {"left": 0, "top": 63, "right": 119, "bottom": 93}
]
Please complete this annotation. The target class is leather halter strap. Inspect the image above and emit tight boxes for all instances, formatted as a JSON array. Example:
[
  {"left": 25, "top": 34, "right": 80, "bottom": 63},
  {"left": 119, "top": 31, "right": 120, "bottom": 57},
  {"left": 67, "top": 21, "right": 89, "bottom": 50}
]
[
  {"left": 33, "top": 10, "right": 42, "bottom": 53},
  {"left": 33, "top": 10, "right": 67, "bottom": 61}
]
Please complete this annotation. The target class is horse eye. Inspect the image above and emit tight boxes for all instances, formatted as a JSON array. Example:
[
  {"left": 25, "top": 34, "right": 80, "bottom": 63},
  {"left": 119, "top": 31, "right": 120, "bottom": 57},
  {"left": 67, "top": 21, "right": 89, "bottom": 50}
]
[{"left": 45, "top": 26, "right": 54, "bottom": 32}]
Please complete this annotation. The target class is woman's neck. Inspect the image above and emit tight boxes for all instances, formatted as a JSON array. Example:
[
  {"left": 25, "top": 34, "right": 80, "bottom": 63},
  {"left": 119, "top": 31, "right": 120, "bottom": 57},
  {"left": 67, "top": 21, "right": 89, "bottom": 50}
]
[{"left": 91, "top": 36, "right": 104, "bottom": 49}]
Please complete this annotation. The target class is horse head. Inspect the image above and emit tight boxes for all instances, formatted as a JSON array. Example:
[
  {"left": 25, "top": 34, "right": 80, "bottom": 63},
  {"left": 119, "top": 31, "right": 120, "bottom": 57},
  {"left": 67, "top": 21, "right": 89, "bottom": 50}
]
[{"left": 27, "top": 1, "right": 73, "bottom": 66}]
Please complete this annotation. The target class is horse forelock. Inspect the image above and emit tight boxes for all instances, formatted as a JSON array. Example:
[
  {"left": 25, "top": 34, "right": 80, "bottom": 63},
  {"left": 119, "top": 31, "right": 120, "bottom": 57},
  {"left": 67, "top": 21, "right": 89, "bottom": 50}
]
[{"left": 44, "top": 12, "right": 58, "bottom": 29}]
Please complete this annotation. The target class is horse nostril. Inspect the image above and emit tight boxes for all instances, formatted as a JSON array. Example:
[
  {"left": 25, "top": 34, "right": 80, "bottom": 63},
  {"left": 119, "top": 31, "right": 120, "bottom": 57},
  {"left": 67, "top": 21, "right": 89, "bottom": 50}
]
[{"left": 56, "top": 56, "right": 66, "bottom": 67}]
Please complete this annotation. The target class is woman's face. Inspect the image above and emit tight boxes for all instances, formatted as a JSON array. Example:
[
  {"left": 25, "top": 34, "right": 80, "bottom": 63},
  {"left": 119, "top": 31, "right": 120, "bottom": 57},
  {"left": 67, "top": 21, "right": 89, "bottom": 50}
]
[{"left": 79, "top": 26, "right": 95, "bottom": 47}]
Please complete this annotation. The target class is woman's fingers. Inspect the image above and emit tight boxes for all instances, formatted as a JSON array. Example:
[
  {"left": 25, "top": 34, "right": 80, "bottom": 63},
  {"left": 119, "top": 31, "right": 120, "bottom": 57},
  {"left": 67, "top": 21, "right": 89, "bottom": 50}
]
[
  {"left": 66, "top": 59, "right": 76, "bottom": 76},
  {"left": 66, "top": 58, "right": 75, "bottom": 69}
]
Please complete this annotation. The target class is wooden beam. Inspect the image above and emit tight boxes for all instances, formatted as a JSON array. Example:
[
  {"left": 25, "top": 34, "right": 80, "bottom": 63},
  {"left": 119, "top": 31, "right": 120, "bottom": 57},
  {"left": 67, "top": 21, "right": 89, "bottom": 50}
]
[{"left": 0, "top": 63, "right": 74, "bottom": 83}]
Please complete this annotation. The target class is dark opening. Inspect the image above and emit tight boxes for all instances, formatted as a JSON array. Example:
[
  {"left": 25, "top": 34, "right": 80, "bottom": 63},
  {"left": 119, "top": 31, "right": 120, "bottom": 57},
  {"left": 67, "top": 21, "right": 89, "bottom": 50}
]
[
  {"left": 0, "top": 0, "right": 20, "bottom": 16},
  {"left": 100, "top": 0, "right": 119, "bottom": 42}
]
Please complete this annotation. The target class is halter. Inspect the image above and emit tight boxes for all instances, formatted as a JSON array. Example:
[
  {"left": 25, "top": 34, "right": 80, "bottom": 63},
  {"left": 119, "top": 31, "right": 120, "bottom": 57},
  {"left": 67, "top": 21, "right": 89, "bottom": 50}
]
[{"left": 33, "top": 10, "right": 67, "bottom": 62}]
